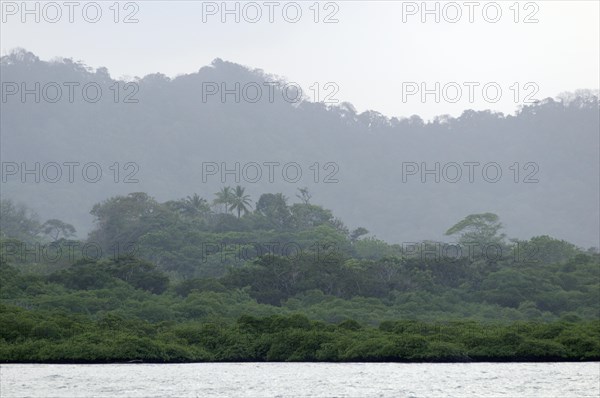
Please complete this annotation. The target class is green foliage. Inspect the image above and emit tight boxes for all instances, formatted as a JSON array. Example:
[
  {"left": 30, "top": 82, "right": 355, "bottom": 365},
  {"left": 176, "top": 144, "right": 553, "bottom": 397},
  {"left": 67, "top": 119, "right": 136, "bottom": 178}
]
[
  {"left": 0, "top": 199, "right": 41, "bottom": 243},
  {"left": 41, "top": 219, "right": 76, "bottom": 241},
  {"left": 229, "top": 185, "right": 252, "bottom": 219},
  {"left": 105, "top": 257, "right": 169, "bottom": 294},
  {"left": 1, "top": 192, "right": 598, "bottom": 363},
  {"left": 2, "top": 304, "right": 596, "bottom": 362},
  {"left": 255, "top": 193, "right": 293, "bottom": 230},
  {"left": 445, "top": 213, "right": 505, "bottom": 247}
]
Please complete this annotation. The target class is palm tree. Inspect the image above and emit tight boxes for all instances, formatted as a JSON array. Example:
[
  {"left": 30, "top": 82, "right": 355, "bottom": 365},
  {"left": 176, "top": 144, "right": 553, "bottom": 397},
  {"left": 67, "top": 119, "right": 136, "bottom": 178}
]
[
  {"left": 214, "top": 186, "right": 234, "bottom": 214},
  {"left": 229, "top": 185, "right": 252, "bottom": 218},
  {"left": 183, "top": 193, "right": 210, "bottom": 217}
]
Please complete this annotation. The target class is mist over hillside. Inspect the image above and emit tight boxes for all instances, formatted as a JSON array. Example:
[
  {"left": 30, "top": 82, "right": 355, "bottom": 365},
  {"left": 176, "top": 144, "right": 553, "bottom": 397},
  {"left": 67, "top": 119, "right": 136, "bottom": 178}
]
[{"left": 1, "top": 49, "right": 599, "bottom": 248}]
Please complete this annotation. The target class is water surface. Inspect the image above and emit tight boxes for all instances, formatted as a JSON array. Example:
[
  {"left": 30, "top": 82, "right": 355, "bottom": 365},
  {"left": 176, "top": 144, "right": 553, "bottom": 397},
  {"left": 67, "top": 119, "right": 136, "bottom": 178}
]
[{"left": 1, "top": 362, "right": 599, "bottom": 397}]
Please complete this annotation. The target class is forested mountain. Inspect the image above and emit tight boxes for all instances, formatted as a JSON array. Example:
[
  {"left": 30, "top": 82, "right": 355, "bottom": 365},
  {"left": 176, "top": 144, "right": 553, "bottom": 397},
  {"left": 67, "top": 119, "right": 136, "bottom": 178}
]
[
  {"left": 2, "top": 49, "right": 599, "bottom": 248},
  {"left": 2, "top": 49, "right": 599, "bottom": 362}
]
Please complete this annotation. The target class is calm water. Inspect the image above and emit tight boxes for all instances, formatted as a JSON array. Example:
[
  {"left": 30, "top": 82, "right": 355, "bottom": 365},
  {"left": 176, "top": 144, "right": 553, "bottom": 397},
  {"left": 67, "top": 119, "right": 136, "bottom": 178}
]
[{"left": 1, "top": 362, "right": 599, "bottom": 398}]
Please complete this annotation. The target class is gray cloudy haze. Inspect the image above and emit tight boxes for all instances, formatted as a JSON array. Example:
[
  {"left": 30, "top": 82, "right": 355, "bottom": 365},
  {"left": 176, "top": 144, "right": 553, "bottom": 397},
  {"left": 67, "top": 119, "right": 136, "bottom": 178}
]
[
  {"left": 0, "top": 1, "right": 599, "bottom": 247},
  {"left": 2, "top": 1, "right": 598, "bottom": 119}
]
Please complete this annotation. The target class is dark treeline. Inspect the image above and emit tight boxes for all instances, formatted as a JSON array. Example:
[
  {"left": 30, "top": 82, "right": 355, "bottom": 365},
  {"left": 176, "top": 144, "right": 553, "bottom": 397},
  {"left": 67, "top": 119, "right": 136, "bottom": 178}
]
[{"left": 1, "top": 306, "right": 598, "bottom": 363}]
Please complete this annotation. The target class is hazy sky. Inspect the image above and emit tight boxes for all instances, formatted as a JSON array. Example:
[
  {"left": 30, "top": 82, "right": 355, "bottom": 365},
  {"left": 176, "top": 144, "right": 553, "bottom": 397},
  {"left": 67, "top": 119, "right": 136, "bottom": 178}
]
[{"left": 1, "top": 0, "right": 599, "bottom": 119}]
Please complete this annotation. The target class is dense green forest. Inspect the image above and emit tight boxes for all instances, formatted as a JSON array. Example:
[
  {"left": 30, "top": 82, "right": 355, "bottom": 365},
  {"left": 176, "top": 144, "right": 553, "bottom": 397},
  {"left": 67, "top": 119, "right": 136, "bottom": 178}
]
[{"left": 1, "top": 190, "right": 599, "bottom": 362}]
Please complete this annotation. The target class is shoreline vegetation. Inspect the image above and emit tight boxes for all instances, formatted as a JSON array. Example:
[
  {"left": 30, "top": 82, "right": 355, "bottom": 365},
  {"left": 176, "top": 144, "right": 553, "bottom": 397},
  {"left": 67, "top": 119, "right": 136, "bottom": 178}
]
[
  {"left": 1, "top": 193, "right": 599, "bottom": 364},
  {"left": 1, "top": 310, "right": 598, "bottom": 363}
]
